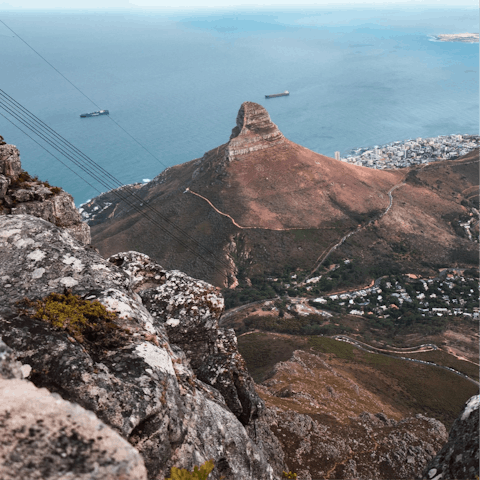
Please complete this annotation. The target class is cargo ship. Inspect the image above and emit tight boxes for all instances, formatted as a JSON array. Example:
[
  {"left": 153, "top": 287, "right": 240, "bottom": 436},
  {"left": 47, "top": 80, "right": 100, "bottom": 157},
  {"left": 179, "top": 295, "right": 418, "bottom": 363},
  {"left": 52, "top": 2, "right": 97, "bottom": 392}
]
[
  {"left": 80, "top": 110, "right": 109, "bottom": 118},
  {"left": 265, "top": 90, "right": 289, "bottom": 99}
]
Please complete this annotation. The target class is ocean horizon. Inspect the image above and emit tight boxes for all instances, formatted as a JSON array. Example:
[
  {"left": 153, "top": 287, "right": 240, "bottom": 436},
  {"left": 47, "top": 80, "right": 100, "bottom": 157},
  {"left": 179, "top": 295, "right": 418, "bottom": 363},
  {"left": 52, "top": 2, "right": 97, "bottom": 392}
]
[{"left": 0, "top": 6, "right": 478, "bottom": 204}]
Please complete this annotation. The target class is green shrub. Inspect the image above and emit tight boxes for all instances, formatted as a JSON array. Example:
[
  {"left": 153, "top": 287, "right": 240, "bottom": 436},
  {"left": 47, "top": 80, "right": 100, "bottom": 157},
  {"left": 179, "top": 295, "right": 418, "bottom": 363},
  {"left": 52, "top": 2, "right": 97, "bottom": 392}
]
[
  {"left": 167, "top": 460, "right": 215, "bottom": 480},
  {"left": 22, "top": 290, "right": 130, "bottom": 349}
]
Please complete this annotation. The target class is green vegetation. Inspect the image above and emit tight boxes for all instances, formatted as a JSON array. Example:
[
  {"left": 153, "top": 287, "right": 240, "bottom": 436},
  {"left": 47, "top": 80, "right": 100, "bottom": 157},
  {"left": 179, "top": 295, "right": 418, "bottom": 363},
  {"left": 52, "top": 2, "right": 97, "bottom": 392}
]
[
  {"left": 240, "top": 313, "right": 353, "bottom": 336},
  {"left": 238, "top": 332, "right": 478, "bottom": 429},
  {"left": 166, "top": 460, "right": 215, "bottom": 480},
  {"left": 237, "top": 333, "right": 306, "bottom": 382},
  {"left": 283, "top": 471, "right": 298, "bottom": 479},
  {"left": 23, "top": 290, "right": 130, "bottom": 349},
  {"left": 405, "top": 350, "right": 479, "bottom": 381},
  {"left": 307, "top": 336, "right": 356, "bottom": 360}
]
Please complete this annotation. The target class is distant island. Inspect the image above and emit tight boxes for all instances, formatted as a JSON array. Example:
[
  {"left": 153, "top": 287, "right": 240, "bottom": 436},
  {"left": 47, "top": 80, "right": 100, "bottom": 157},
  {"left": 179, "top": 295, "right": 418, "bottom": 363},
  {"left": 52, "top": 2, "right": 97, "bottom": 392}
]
[{"left": 431, "top": 33, "right": 479, "bottom": 43}]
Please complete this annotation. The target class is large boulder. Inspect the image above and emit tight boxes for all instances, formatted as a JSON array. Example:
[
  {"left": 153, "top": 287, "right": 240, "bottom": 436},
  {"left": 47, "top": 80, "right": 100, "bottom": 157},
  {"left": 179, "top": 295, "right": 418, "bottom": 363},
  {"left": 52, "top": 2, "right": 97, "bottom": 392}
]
[
  {"left": 0, "top": 339, "right": 148, "bottom": 480},
  {"left": 109, "top": 251, "right": 264, "bottom": 426},
  {"left": 421, "top": 395, "right": 479, "bottom": 480},
  {"left": 0, "top": 215, "right": 275, "bottom": 480}
]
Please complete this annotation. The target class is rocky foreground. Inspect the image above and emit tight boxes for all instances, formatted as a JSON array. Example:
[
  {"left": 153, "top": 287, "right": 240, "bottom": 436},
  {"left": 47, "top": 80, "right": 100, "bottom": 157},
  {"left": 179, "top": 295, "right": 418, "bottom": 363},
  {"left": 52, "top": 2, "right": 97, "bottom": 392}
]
[{"left": 0, "top": 137, "right": 479, "bottom": 479}]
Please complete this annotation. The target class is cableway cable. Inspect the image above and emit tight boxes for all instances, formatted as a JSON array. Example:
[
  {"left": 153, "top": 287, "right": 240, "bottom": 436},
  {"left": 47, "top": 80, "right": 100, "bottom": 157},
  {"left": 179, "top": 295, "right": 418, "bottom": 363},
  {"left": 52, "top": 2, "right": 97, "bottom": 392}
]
[
  {"left": 0, "top": 93, "right": 232, "bottom": 271},
  {"left": 0, "top": 112, "right": 102, "bottom": 196},
  {"left": 0, "top": 92, "right": 234, "bottom": 274},
  {"left": 0, "top": 18, "right": 169, "bottom": 171},
  {"left": 1, "top": 102, "right": 223, "bottom": 272}
]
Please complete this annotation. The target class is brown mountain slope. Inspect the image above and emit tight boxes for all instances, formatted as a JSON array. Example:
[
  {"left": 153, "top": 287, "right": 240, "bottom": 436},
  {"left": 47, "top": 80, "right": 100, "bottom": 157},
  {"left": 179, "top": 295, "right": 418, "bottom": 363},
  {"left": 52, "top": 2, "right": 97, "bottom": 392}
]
[
  {"left": 85, "top": 103, "right": 478, "bottom": 286},
  {"left": 332, "top": 148, "right": 479, "bottom": 274}
]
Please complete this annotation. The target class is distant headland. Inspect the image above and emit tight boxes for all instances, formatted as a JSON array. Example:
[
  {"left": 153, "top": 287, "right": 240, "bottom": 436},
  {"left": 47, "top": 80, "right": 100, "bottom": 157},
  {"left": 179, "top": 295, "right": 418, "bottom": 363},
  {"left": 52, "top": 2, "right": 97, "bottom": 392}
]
[{"left": 430, "top": 33, "right": 479, "bottom": 43}]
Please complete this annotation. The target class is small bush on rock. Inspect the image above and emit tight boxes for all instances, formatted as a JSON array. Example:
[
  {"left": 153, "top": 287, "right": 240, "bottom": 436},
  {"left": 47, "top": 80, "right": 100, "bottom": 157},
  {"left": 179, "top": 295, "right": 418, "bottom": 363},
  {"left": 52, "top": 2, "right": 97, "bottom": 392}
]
[
  {"left": 21, "top": 290, "right": 130, "bottom": 349},
  {"left": 166, "top": 460, "right": 215, "bottom": 480}
]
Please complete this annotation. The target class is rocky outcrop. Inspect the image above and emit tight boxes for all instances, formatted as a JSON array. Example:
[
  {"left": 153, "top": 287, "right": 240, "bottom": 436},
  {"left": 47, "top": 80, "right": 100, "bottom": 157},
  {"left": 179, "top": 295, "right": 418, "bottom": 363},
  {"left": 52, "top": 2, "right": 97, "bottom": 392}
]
[
  {"left": 0, "top": 138, "right": 90, "bottom": 244},
  {"left": 0, "top": 339, "right": 148, "bottom": 480},
  {"left": 254, "top": 349, "right": 450, "bottom": 479},
  {"left": 227, "top": 101, "right": 285, "bottom": 160},
  {"left": 0, "top": 214, "right": 276, "bottom": 480},
  {"left": 267, "top": 408, "right": 447, "bottom": 480},
  {"left": 111, "top": 251, "right": 263, "bottom": 426},
  {"left": 421, "top": 395, "right": 479, "bottom": 480}
]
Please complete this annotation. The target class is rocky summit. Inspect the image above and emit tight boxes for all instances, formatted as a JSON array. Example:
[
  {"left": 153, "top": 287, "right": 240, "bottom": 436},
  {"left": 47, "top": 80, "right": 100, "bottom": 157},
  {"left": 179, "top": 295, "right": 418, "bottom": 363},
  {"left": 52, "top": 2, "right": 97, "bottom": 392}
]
[{"left": 227, "top": 101, "right": 285, "bottom": 160}]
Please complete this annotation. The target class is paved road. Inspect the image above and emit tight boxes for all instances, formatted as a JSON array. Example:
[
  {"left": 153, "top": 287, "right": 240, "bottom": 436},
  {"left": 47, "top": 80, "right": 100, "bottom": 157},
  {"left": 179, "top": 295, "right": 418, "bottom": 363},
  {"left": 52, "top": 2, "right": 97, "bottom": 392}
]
[{"left": 332, "top": 335, "right": 479, "bottom": 386}]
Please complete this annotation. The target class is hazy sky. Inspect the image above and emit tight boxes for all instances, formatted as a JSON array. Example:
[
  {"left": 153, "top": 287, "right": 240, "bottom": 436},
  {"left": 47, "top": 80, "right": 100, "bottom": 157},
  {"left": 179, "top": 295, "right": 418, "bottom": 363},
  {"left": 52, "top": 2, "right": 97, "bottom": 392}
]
[{"left": 1, "top": 0, "right": 478, "bottom": 9}]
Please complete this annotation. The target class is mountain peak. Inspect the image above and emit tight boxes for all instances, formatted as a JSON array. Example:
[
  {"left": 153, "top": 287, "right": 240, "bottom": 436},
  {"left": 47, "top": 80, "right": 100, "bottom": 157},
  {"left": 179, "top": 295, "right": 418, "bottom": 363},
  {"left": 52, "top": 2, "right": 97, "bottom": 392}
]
[{"left": 227, "top": 102, "right": 284, "bottom": 160}]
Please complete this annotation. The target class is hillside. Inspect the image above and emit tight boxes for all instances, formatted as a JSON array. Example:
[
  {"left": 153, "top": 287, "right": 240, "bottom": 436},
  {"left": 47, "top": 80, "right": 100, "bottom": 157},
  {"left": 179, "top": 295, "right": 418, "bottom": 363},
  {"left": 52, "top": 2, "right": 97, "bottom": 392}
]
[{"left": 84, "top": 103, "right": 478, "bottom": 288}]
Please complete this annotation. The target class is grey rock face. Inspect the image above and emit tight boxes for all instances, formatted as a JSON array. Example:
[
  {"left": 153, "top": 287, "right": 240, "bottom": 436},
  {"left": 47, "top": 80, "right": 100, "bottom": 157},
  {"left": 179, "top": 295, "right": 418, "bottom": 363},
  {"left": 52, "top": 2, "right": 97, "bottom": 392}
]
[
  {"left": 0, "top": 143, "right": 21, "bottom": 180},
  {"left": 0, "top": 215, "right": 275, "bottom": 480},
  {"left": 0, "top": 378, "right": 148, "bottom": 480},
  {"left": 0, "top": 174, "right": 9, "bottom": 199},
  {"left": 0, "top": 338, "right": 23, "bottom": 380},
  {"left": 227, "top": 102, "right": 285, "bottom": 160},
  {"left": 421, "top": 395, "right": 479, "bottom": 480},
  {"left": 111, "top": 251, "right": 264, "bottom": 426},
  {"left": 265, "top": 408, "right": 447, "bottom": 480},
  {"left": 12, "top": 191, "right": 91, "bottom": 244},
  {"left": 0, "top": 140, "right": 90, "bottom": 244}
]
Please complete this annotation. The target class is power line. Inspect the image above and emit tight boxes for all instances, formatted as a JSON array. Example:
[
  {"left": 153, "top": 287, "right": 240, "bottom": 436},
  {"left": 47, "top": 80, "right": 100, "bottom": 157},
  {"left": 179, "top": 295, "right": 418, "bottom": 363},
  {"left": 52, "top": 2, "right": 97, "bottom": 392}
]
[
  {"left": 1, "top": 103, "right": 222, "bottom": 272},
  {"left": 0, "top": 92, "right": 235, "bottom": 274},
  {"left": 0, "top": 112, "right": 102, "bottom": 196},
  {"left": 0, "top": 91, "right": 232, "bottom": 270},
  {"left": 0, "top": 17, "right": 169, "bottom": 171}
]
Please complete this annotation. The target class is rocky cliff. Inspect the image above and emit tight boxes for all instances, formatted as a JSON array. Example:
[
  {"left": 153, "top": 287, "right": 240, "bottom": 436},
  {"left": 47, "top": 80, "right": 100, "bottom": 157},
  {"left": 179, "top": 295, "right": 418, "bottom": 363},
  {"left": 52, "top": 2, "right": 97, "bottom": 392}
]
[
  {"left": 0, "top": 339, "right": 148, "bottom": 480},
  {"left": 421, "top": 395, "right": 479, "bottom": 480},
  {"left": 0, "top": 135, "right": 90, "bottom": 244},
  {"left": 227, "top": 101, "right": 285, "bottom": 160},
  {"left": 0, "top": 213, "right": 280, "bottom": 479}
]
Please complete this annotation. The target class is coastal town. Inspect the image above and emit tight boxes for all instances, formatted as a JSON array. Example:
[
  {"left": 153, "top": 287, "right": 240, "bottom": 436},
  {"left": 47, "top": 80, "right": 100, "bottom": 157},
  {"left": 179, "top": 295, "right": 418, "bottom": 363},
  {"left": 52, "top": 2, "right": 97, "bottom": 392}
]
[{"left": 337, "top": 134, "right": 480, "bottom": 169}]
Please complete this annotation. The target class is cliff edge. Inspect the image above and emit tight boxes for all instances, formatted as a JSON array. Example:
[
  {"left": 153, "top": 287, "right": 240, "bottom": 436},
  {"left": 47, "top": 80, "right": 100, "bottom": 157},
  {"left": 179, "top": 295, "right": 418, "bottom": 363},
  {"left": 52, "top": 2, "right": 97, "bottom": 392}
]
[{"left": 0, "top": 135, "right": 90, "bottom": 244}]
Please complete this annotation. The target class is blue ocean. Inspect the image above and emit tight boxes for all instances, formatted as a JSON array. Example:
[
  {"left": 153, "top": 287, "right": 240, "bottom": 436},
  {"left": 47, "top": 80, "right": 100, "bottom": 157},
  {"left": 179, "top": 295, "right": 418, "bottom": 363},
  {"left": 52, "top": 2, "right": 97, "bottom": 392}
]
[{"left": 0, "top": 7, "right": 478, "bottom": 205}]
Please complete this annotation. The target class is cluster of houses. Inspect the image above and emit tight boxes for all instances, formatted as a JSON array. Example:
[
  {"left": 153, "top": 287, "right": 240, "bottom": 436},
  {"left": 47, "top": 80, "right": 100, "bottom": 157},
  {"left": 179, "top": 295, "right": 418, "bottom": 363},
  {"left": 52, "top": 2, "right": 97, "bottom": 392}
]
[
  {"left": 312, "top": 271, "right": 479, "bottom": 319},
  {"left": 339, "top": 134, "right": 479, "bottom": 169}
]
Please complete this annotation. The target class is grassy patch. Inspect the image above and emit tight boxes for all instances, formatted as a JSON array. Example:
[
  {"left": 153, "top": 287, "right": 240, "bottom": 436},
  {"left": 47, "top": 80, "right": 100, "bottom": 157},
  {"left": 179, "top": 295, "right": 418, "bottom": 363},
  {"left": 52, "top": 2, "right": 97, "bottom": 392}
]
[
  {"left": 402, "top": 350, "right": 479, "bottom": 381},
  {"left": 307, "top": 336, "right": 356, "bottom": 360},
  {"left": 237, "top": 333, "right": 306, "bottom": 382}
]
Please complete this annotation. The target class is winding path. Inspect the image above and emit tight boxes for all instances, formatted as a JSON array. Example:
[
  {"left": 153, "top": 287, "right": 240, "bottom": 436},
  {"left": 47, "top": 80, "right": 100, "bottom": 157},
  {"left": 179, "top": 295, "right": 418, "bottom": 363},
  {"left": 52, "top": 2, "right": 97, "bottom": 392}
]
[
  {"left": 186, "top": 188, "right": 310, "bottom": 232},
  {"left": 302, "top": 181, "right": 406, "bottom": 283}
]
